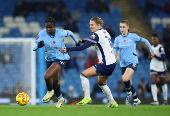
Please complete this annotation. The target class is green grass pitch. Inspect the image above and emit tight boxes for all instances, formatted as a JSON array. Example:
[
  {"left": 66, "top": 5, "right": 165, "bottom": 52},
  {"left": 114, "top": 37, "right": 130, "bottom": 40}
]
[{"left": 0, "top": 105, "right": 170, "bottom": 116}]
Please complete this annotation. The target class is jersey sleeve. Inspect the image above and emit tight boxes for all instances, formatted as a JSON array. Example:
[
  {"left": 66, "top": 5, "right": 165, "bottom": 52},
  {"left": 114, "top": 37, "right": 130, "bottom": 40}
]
[
  {"left": 159, "top": 47, "right": 165, "bottom": 54},
  {"left": 62, "top": 30, "right": 78, "bottom": 44},
  {"left": 61, "top": 29, "right": 69, "bottom": 37},
  {"left": 32, "top": 32, "right": 43, "bottom": 51},
  {"left": 133, "top": 34, "right": 154, "bottom": 52},
  {"left": 86, "top": 33, "right": 99, "bottom": 44},
  {"left": 113, "top": 37, "right": 119, "bottom": 53},
  {"left": 66, "top": 40, "right": 95, "bottom": 52},
  {"left": 133, "top": 34, "right": 142, "bottom": 42}
]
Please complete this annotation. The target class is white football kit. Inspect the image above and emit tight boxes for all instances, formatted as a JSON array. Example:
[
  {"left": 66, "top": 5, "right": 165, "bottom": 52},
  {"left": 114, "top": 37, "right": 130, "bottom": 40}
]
[
  {"left": 150, "top": 44, "right": 166, "bottom": 77},
  {"left": 86, "top": 29, "right": 116, "bottom": 76},
  {"left": 87, "top": 28, "right": 116, "bottom": 65}
]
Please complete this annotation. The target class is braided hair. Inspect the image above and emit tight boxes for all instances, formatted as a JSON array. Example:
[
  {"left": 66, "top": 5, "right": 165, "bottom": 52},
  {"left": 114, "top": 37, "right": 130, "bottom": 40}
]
[{"left": 45, "top": 17, "right": 56, "bottom": 26}]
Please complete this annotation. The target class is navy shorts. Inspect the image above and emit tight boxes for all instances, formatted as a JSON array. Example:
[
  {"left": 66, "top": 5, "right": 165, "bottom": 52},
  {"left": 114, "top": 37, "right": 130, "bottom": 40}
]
[
  {"left": 150, "top": 70, "right": 166, "bottom": 77},
  {"left": 46, "top": 60, "right": 66, "bottom": 69},
  {"left": 93, "top": 63, "right": 116, "bottom": 77},
  {"left": 121, "top": 63, "right": 138, "bottom": 75}
]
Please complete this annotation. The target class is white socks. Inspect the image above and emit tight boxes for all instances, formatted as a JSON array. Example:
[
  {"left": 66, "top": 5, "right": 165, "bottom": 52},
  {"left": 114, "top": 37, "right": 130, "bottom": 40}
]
[
  {"left": 98, "top": 84, "right": 115, "bottom": 104},
  {"left": 80, "top": 74, "right": 91, "bottom": 99},
  {"left": 151, "top": 84, "right": 157, "bottom": 101},
  {"left": 151, "top": 83, "right": 168, "bottom": 101},
  {"left": 161, "top": 84, "right": 168, "bottom": 101}
]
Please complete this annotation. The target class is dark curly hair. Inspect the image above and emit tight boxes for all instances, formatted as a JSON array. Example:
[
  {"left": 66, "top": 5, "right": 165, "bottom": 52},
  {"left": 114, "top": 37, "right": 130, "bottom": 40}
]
[
  {"left": 45, "top": 17, "right": 56, "bottom": 26},
  {"left": 152, "top": 33, "right": 159, "bottom": 38}
]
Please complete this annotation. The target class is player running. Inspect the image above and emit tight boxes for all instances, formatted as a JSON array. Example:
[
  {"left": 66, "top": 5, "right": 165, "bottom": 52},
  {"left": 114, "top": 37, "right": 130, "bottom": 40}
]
[
  {"left": 150, "top": 34, "right": 168, "bottom": 105},
  {"left": 60, "top": 17, "right": 118, "bottom": 108},
  {"left": 114, "top": 20, "right": 154, "bottom": 107},
  {"left": 33, "top": 17, "right": 80, "bottom": 108}
]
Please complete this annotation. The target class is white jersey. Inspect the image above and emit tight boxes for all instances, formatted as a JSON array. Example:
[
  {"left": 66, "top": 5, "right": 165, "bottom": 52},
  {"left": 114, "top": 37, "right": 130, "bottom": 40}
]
[
  {"left": 150, "top": 44, "right": 166, "bottom": 72},
  {"left": 87, "top": 29, "right": 116, "bottom": 65}
]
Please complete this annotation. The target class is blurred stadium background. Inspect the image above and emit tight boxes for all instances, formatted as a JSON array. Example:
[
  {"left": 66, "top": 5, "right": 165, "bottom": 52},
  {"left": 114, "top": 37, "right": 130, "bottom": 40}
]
[{"left": 0, "top": 0, "right": 170, "bottom": 105}]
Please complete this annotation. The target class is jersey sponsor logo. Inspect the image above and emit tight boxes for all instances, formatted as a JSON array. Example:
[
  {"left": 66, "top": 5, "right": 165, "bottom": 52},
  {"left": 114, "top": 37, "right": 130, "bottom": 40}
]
[
  {"left": 53, "top": 41, "right": 56, "bottom": 44},
  {"left": 124, "top": 40, "right": 126, "bottom": 42},
  {"left": 36, "top": 35, "right": 39, "bottom": 40},
  {"left": 128, "top": 39, "right": 131, "bottom": 42},
  {"left": 119, "top": 44, "right": 130, "bottom": 48},
  {"left": 90, "top": 34, "right": 95, "bottom": 39}
]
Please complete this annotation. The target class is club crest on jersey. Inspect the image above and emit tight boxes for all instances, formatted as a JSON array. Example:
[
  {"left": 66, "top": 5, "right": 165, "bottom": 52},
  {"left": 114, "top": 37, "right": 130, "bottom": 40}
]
[
  {"left": 128, "top": 39, "right": 131, "bottom": 42},
  {"left": 53, "top": 41, "right": 56, "bottom": 44},
  {"left": 58, "top": 39, "right": 61, "bottom": 42},
  {"left": 90, "top": 34, "right": 95, "bottom": 39}
]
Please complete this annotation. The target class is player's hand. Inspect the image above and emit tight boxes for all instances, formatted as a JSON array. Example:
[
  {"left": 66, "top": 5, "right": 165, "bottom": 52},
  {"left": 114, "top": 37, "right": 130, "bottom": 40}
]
[
  {"left": 38, "top": 41, "right": 44, "bottom": 48},
  {"left": 60, "top": 47, "right": 67, "bottom": 53},
  {"left": 76, "top": 40, "right": 82, "bottom": 46},
  {"left": 114, "top": 53, "right": 118, "bottom": 57},
  {"left": 150, "top": 52, "right": 155, "bottom": 58}
]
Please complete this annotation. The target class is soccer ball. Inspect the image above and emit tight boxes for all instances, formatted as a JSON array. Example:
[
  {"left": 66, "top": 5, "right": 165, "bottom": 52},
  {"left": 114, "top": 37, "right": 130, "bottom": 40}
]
[{"left": 16, "top": 92, "right": 29, "bottom": 106}]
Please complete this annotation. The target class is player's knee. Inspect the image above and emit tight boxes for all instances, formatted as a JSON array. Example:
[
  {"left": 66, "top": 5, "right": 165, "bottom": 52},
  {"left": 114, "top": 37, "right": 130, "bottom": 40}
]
[
  {"left": 44, "top": 74, "right": 51, "bottom": 81},
  {"left": 160, "top": 80, "right": 166, "bottom": 85},
  {"left": 151, "top": 79, "right": 156, "bottom": 83},
  {"left": 122, "top": 75, "right": 129, "bottom": 82}
]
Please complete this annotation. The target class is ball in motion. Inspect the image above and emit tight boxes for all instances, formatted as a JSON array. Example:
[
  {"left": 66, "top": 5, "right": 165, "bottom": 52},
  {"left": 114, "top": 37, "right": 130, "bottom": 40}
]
[{"left": 16, "top": 92, "right": 29, "bottom": 106}]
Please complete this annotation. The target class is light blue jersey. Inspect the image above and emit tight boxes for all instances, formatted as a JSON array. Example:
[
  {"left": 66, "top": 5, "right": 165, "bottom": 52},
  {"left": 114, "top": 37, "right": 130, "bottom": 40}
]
[
  {"left": 33, "top": 28, "right": 78, "bottom": 61},
  {"left": 114, "top": 32, "right": 154, "bottom": 67}
]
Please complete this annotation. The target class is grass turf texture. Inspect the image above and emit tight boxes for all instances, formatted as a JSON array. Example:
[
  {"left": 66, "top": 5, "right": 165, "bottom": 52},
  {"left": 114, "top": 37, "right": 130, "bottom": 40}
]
[{"left": 0, "top": 105, "right": 170, "bottom": 116}]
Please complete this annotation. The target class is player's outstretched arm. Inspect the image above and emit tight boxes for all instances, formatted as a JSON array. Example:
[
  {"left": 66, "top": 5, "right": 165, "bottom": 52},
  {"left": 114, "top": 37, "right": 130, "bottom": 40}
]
[
  {"left": 67, "top": 30, "right": 79, "bottom": 44},
  {"left": 33, "top": 41, "right": 44, "bottom": 51},
  {"left": 140, "top": 38, "right": 154, "bottom": 57},
  {"left": 60, "top": 41, "right": 94, "bottom": 53}
]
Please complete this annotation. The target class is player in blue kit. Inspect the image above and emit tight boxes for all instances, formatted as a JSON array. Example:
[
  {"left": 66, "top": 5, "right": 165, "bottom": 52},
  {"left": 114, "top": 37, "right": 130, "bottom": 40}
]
[
  {"left": 60, "top": 17, "right": 118, "bottom": 108},
  {"left": 114, "top": 20, "right": 155, "bottom": 107},
  {"left": 33, "top": 17, "right": 80, "bottom": 108}
]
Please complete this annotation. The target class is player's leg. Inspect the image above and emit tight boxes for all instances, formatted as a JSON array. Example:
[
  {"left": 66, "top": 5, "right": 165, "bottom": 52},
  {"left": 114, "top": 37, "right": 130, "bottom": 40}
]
[
  {"left": 42, "top": 61, "right": 55, "bottom": 102},
  {"left": 76, "top": 67, "right": 98, "bottom": 106},
  {"left": 129, "top": 76, "right": 140, "bottom": 105},
  {"left": 52, "top": 71, "right": 65, "bottom": 108},
  {"left": 150, "top": 72, "right": 159, "bottom": 105},
  {"left": 159, "top": 72, "right": 168, "bottom": 105},
  {"left": 98, "top": 75, "right": 118, "bottom": 108},
  {"left": 122, "top": 68, "right": 133, "bottom": 104},
  {"left": 123, "top": 66, "right": 141, "bottom": 107},
  {"left": 51, "top": 61, "right": 66, "bottom": 108}
]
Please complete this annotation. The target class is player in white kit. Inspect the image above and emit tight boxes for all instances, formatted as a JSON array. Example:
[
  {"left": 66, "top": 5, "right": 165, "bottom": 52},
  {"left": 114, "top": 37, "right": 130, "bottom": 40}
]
[
  {"left": 150, "top": 34, "right": 168, "bottom": 105},
  {"left": 60, "top": 17, "right": 118, "bottom": 108}
]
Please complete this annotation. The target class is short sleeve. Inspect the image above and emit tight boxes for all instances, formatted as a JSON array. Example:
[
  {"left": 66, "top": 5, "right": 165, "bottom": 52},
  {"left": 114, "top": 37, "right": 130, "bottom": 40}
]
[{"left": 86, "top": 33, "right": 99, "bottom": 44}]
